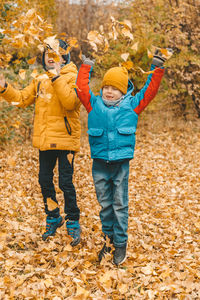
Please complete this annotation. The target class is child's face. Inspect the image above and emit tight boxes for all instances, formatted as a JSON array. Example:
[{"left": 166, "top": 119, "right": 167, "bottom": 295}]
[
  {"left": 44, "top": 52, "right": 64, "bottom": 70},
  {"left": 102, "top": 85, "right": 123, "bottom": 101}
]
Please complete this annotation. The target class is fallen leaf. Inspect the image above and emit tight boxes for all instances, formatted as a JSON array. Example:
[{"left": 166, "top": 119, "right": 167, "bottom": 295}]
[{"left": 46, "top": 198, "right": 58, "bottom": 211}]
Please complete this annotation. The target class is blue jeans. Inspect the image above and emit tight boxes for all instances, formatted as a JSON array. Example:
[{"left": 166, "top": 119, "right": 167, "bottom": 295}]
[{"left": 92, "top": 159, "right": 129, "bottom": 247}]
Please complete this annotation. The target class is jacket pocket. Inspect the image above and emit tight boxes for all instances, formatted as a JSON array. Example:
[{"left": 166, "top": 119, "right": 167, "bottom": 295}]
[
  {"left": 64, "top": 116, "right": 72, "bottom": 135},
  {"left": 87, "top": 128, "right": 106, "bottom": 153},
  {"left": 117, "top": 127, "right": 136, "bottom": 135},
  {"left": 116, "top": 127, "right": 136, "bottom": 147},
  {"left": 87, "top": 128, "right": 104, "bottom": 137}
]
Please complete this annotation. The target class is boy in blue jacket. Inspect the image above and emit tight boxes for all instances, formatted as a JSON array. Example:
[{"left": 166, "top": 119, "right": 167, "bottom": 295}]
[{"left": 76, "top": 52, "right": 166, "bottom": 265}]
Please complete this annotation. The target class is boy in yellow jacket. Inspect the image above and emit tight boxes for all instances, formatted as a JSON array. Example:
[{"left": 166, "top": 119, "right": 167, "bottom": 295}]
[{"left": 0, "top": 39, "right": 81, "bottom": 245}]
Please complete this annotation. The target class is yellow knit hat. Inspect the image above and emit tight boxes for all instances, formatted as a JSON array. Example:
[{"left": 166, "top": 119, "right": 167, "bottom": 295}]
[{"left": 101, "top": 67, "right": 128, "bottom": 95}]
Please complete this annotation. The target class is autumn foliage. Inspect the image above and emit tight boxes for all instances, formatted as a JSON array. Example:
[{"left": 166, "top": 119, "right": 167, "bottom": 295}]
[
  {"left": 1, "top": 111, "right": 200, "bottom": 298},
  {"left": 1, "top": 1, "right": 200, "bottom": 298}
]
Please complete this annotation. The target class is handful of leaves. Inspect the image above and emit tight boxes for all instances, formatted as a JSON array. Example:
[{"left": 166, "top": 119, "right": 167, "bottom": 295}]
[{"left": 86, "top": 16, "right": 173, "bottom": 75}]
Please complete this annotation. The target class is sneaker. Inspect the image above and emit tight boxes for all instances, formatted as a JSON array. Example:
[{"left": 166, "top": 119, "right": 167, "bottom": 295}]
[
  {"left": 66, "top": 220, "right": 81, "bottom": 246},
  {"left": 113, "top": 245, "right": 127, "bottom": 265},
  {"left": 98, "top": 243, "right": 112, "bottom": 262},
  {"left": 42, "top": 216, "right": 64, "bottom": 241}
]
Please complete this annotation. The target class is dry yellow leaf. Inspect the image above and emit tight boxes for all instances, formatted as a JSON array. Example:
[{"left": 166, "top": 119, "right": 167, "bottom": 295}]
[
  {"left": 119, "top": 19, "right": 132, "bottom": 30},
  {"left": 26, "top": 8, "right": 36, "bottom": 19},
  {"left": 30, "top": 69, "right": 38, "bottom": 78},
  {"left": 44, "top": 278, "right": 53, "bottom": 288},
  {"left": 37, "top": 74, "right": 49, "bottom": 80},
  {"left": 12, "top": 39, "right": 24, "bottom": 49},
  {"left": 38, "top": 44, "right": 45, "bottom": 52},
  {"left": 89, "top": 41, "right": 98, "bottom": 52},
  {"left": 75, "top": 284, "right": 90, "bottom": 299},
  {"left": 131, "top": 41, "right": 139, "bottom": 51},
  {"left": 112, "top": 26, "right": 118, "bottom": 40},
  {"left": 68, "top": 37, "right": 79, "bottom": 48},
  {"left": 13, "top": 59, "right": 21, "bottom": 65},
  {"left": 87, "top": 31, "right": 104, "bottom": 45},
  {"left": 46, "top": 197, "right": 58, "bottom": 211},
  {"left": 121, "top": 28, "right": 133, "bottom": 40},
  {"left": 104, "top": 38, "right": 109, "bottom": 52},
  {"left": 27, "top": 57, "right": 37, "bottom": 65},
  {"left": 160, "top": 48, "right": 173, "bottom": 59},
  {"left": 37, "top": 14, "right": 43, "bottom": 23},
  {"left": 141, "top": 265, "right": 154, "bottom": 275},
  {"left": 121, "top": 53, "right": 129, "bottom": 61},
  {"left": 67, "top": 153, "right": 73, "bottom": 165},
  {"left": 47, "top": 51, "right": 60, "bottom": 62},
  {"left": 110, "top": 15, "right": 116, "bottom": 23},
  {"left": 160, "top": 269, "right": 171, "bottom": 279},
  {"left": 44, "top": 35, "right": 59, "bottom": 53},
  {"left": 64, "top": 244, "right": 73, "bottom": 252},
  {"left": 121, "top": 61, "right": 133, "bottom": 70},
  {"left": 99, "top": 25, "right": 104, "bottom": 34},
  {"left": 19, "top": 69, "right": 26, "bottom": 80},
  {"left": 147, "top": 49, "right": 153, "bottom": 58},
  {"left": 137, "top": 67, "right": 155, "bottom": 75},
  {"left": 14, "top": 34, "right": 24, "bottom": 40}
]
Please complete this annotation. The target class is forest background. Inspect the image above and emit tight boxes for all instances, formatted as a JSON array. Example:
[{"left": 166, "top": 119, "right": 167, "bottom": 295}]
[
  {"left": 0, "top": 0, "right": 200, "bottom": 144},
  {"left": 0, "top": 0, "right": 200, "bottom": 299}
]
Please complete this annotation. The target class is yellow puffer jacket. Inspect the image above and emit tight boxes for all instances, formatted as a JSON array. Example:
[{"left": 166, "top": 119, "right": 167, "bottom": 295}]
[{"left": 1, "top": 63, "right": 81, "bottom": 151}]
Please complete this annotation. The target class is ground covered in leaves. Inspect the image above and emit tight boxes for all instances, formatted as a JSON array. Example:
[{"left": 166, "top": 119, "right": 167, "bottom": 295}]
[{"left": 1, "top": 109, "right": 200, "bottom": 299}]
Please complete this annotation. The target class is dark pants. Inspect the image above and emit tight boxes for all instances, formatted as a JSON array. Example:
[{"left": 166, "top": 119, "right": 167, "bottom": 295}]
[{"left": 38, "top": 150, "right": 80, "bottom": 220}]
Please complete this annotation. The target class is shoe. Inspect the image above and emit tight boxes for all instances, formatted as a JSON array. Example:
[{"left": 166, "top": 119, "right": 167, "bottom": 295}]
[
  {"left": 66, "top": 220, "right": 81, "bottom": 246},
  {"left": 98, "top": 243, "right": 112, "bottom": 262},
  {"left": 113, "top": 245, "right": 127, "bottom": 265},
  {"left": 42, "top": 216, "right": 64, "bottom": 241}
]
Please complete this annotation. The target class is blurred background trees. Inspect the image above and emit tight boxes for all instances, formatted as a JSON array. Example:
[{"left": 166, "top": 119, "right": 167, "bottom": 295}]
[{"left": 0, "top": 0, "right": 199, "bottom": 146}]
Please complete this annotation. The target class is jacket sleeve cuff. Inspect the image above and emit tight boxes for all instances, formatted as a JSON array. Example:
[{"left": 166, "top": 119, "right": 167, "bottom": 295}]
[{"left": 151, "top": 64, "right": 164, "bottom": 70}]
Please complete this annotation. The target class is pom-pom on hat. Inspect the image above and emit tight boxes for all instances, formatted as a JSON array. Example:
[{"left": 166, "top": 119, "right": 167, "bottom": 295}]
[{"left": 101, "top": 67, "right": 128, "bottom": 95}]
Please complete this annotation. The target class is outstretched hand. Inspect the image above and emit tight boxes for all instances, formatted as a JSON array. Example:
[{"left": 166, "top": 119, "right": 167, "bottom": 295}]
[
  {"left": 152, "top": 48, "right": 173, "bottom": 67},
  {"left": 0, "top": 74, "right": 6, "bottom": 88},
  {"left": 82, "top": 55, "right": 95, "bottom": 66}
]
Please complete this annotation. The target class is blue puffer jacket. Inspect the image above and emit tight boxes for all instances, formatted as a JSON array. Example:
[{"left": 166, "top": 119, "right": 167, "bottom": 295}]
[
  {"left": 87, "top": 80, "right": 137, "bottom": 161},
  {"left": 76, "top": 64, "right": 165, "bottom": 162}
]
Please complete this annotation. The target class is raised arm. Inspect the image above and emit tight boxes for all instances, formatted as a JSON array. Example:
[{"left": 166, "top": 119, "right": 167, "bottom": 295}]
[
  {"left": 132, "top": 49, "right": 172, "bottom": 114},
  {"left": 132, "top": 65, "right": 165, "bottom": 115},
  {"left": 76, "top": 56, "right": 95, "bottom": 113},
  {"left": 0, "top": 73, "right": 36, "bottom": 107},
  {"left": 51, "top": 65, "right": 80, "bottom": 111}
]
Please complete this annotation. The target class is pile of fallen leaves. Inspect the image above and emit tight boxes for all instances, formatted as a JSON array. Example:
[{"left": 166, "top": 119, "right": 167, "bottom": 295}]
[{"left": 1, "top": 107, "right": 200, "bottom": 299}]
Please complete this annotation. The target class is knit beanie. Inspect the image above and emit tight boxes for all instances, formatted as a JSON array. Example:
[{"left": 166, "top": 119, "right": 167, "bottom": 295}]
[{"left": 101, "top": 67, "right": 128, "bottom": 95}]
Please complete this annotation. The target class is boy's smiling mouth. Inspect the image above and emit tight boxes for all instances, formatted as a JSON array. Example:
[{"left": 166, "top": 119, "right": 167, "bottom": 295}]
[
  {"left": 102, "top": 85, "right": 123, "bottom": 101},
  {"left": 105, "top": 95, "right": 113, "bottom": 100}
]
